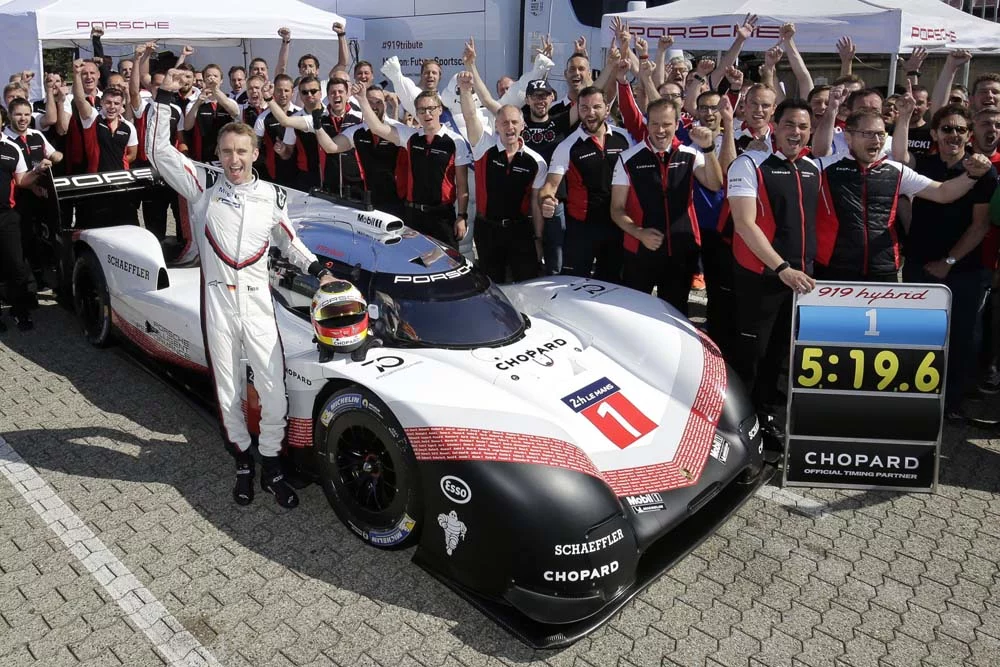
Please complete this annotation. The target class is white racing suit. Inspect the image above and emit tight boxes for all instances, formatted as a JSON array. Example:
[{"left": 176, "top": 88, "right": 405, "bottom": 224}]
[{"left": 146, "top": 91, "right": 325, "bottom": 457}]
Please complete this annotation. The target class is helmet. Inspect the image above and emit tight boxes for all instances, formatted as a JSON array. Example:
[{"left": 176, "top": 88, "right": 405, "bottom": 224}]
[{"left": 311, "top": 280, "right": 369, "bottom": 354}]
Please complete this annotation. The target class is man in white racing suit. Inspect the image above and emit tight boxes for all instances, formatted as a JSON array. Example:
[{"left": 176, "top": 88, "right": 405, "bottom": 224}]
[{"left": 147, "top": 69, "right": 334, "bottom": 509}]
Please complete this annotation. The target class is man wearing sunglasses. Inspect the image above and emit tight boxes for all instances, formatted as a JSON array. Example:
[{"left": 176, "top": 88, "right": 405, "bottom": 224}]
[
  {"left": 894, "top": 101, "right": 996, "bottom": 419},
  {"left": 266, "top": 77, "right": 363, "bottom": 198}
]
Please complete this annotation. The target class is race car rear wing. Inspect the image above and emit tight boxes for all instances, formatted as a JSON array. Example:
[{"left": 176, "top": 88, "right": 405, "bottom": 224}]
[{"left": 50, "top": 167, "right": 157, "bottom": 203}]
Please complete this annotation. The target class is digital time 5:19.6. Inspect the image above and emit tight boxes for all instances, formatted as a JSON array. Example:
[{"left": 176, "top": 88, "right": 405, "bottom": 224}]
[{"left": 793, "top": 346, "right": 942, "bottom": 393}]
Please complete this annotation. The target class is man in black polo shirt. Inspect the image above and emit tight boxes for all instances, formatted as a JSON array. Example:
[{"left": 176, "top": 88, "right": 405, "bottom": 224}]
[
  {"left": 726, "top": 99, "right": 820, "bottom": 431},
  {"left": 0, "top": 133, "right": 44, "bottom": 330},
  {"left": 539, "top": 87, "right": 632, "bottom": 283},
  {"left": 895, "top": 101, "right": 997, "bottom": 418},
  {"left": 610, "top": 98, "right": 722, "bottom": 313},
  {"left": 254, "top": 75, "right": 300, "bottom": 189},
  {"left": 355, "top": 83, "right": 471, "bottom": 248},
  {"left": 457, "top": 72, "right": 546, "bottom": 282},
  {"left": 183, "top": 64, "right": 239, "bottom": 164},
  {"left": 4, "top": 98, "right": 62, "bottom": 290},
  {"left": 311, "top": 86, "right": 404, "bottom": 216}
]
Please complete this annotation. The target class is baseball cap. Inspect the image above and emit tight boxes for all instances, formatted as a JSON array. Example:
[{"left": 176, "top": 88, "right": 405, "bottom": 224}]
[{"left": 526, "top": 79, "right": 555, "bottom": 96}]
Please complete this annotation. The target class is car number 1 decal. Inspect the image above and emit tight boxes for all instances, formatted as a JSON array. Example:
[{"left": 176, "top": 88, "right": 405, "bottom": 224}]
[{"left": 561, "top": 378, "right": 656, "bottom": 449}]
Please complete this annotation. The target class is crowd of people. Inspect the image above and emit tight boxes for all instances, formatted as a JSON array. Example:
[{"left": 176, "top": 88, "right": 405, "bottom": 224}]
[{"left": 2, "top": 16, "right": 1000, "bottom": 439}]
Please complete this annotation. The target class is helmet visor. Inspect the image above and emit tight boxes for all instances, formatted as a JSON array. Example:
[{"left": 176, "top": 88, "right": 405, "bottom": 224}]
[{"left": 315, "top": 300, "right": 366, "bottom": 320}]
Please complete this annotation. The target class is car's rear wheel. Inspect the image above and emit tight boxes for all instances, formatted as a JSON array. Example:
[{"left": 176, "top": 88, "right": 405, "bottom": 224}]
[
  {"left": 315, "top": 386, "right": 422, "bottom": 550},
  {"left": 72, "top": 248, "right": 113, "bottom": 347}
]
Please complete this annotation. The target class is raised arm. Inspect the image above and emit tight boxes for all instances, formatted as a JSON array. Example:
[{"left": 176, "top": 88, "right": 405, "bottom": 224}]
[
  {"left": 276, "top": 27, "right": 291, "bottom": 76},
  {"left": 183, "top": 92, "right": 206, "bottom": 131},
  {"left": 638, "top": 59, "right": 660, "bottom": 105},
  {"left": 213, "top": 87, "right": 240, "bottom": 120},
  {"left": 176, "top": 45, "right": 193, "bottom": 68},
  {"left": 456, "top": 71, "right": 484, "bottom": 148},
  {"left": 616, "top": 60, "right": 647, "bottom": 143},
  {"left": 684, "top": 58, "right": 715, "bottom": 115},
  {"left": 90, "top": 27, "right": 111, "bottom": 90},
  {"left": 353, "top": 82, "right": 401, "bottom": 144},
  {"left": 333, "top": 22, "right": 349, "bottom": 72},
  {"left": 718, "top": 95, "right": 737, "bottom": 173},
  {"left": 381, "top": 56, "right": 421, "bottom": 117},
  {"left": 812, "top": 85, "right": 846, "bottom": 158},
  {"left": 594, "top": 43, "right": 622, "bottom": 106},
  {"left": 892, "top": 88, "right": 915, "bottom": 167},
  {"left": 71, "top": 60, "right": 95, "bottom": 118},
  {"left": 654, "top": 36, "right": 672, "bottom": 88},
  {"left": 690, "top": 126, "right": 723, "bottom": 192},
  {"left": 711, "top": 13, "right": 757, "bottom": 89},
  {"left": 463, "top": 37, "right": 501, "bottom": 116},
  {"left": 836, "top": 36, "right": 855, "bottom": 77},
  {"left": 900, "top": 48, "right": 928, "bottom": 89},
  {"left": 759, "top": 45, "right": 784, "bottom": 104},
  {"left": 130, "top": 43, "right": 151, "bottom": 114},
  {"left": 498, "top": 37, "right": 554, "bottom": 109},
  {"left": 780, "top": 24, "right": 813, "bottom": 99},
  {"left": 39, "top": 75, "right": 60, "bottom": 130},
  {"left": 931, "top": 50, "right": 971, "bottom": 115},
  {"left": 611, "top": 17, "right": 640, "bottom": 75},
  {"left": 145, "top": 69, "right": 208, "bottom": 202}
]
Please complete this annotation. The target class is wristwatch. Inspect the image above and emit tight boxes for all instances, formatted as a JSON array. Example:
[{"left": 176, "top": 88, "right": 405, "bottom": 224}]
[{"left": 945, "top": 256, "right": 957, "bottom": 266}]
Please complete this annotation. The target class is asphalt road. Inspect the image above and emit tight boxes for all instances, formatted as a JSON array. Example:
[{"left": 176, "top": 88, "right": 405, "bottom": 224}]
[{"left": 1, "top": 296, "right": 999, "bottom": 667}]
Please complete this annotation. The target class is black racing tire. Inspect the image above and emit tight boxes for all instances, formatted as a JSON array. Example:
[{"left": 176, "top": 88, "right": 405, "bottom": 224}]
[
  {"left": 315, "top": 386, "right": 423, "bottom": 550},
  {"left": 72, "top": 248, "right": 113, "bottom": 347}
]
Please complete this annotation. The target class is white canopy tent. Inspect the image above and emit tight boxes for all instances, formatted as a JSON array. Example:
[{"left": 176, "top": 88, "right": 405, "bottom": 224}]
[
  {"left": 0, "top": 0, "right": 358, "bottom": 100},
  {"left": 602, "top": 0, "right": 1000, "bottom": 89}
]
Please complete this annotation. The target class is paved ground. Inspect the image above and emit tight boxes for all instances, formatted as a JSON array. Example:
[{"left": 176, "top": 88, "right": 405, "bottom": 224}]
[{"left": 1, "top": 297, "right": 999, "bottom": 667}]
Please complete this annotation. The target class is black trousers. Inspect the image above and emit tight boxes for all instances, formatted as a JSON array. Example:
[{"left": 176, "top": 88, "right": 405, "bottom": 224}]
[
  {"left": 140, "top": 183, "right": 180, "bottom": 242},
  {"left": 562, "top": 216, "right": 624, "bottom": 284},
  {"left": 473, "top": 216, "right": 539, "bottom": 283},
  {"left": 731, "top": 265, "right": 795, "bottom": 416},
  {"left": 700, "top": 229, "right": 736, "bottom": 358},
  {"left": 622, "top": 242, "right": 699, "bottom": 315},
  {"left": 406, "top": 205, "right": 457, "bottom": 248},
  {"left": 0, "top": 209, "right": 33, "bottom": 318}
]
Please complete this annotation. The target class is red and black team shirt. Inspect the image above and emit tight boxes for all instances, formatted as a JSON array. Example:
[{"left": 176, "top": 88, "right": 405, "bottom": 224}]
[
  {"left": 342, "top": 120, "right": 403, "bottom": 210},
  {"left": 520, "top": 107, "right": 571, "bottom": 165},
  {"left": 65, "top": 92, "right": 101, "bottom": 174},
  {"left": 79, "top": 107, "right": 137, "bottom": 173},
  {"left": 611, "top": 138, "right": 704, "bottom": 255},
  {"left": 0, "top": 135, "right": 28, "bottom": 209},
  {"left": 253, "top": 105, "right": 300, "bottom": 188},
  {"left": 189, "top": 100, "right": 235, "bottom": 163},
  {"left": 725, "top": 149, "right": 821, "bottom": 275},
  {"left": 547, "top": 123, "right": 632, "bottom": 224},
  {"left": 815, "top": 154, "right": 933, "bottom": 276},
  {"left": 395, "top": 124, "right": 472, "bottom": 206},
  {"left": 295, "top": 108, "right": 364, "bottom": 195},
  {"left": 131, "top": 99, "right": 183, "bottom": 168},
  {"left": 471, "top": 132, "right": 546, "bottom": 220},
  {"left": 3, "top": 127, "right": 56, "bottom": 168}
]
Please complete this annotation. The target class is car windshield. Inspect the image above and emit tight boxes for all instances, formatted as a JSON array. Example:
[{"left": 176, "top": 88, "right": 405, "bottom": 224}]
[{"left": 373, "top": 282, "right": 526, "bottom": 348}]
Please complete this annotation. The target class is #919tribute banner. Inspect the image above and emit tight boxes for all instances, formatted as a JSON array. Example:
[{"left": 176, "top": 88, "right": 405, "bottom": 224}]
[{"left": 783, "top": 282, "right": 951, "bottom": 493}]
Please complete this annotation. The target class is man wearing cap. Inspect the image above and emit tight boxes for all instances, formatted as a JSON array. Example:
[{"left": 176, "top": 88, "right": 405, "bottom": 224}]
[{"left": 522, "top": 78, "right": 572, "bottom": 274}]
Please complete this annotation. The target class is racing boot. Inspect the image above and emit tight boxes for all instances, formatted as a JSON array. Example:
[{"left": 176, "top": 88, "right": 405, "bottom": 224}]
[
  {"left": 233, "top": 449, "right": 255, "bottom": 506},
  {"left": 260, "top": 455, "right": 299, "bottom": 509}
]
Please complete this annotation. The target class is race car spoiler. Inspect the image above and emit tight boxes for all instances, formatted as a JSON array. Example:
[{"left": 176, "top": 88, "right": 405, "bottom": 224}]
[{"left": 50, "top": 167, "right": 157, "bottom": 203}]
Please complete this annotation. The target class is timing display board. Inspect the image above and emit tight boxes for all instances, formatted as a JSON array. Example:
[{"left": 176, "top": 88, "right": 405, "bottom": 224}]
[{"left": 783, "top": 282, "right": 951, "bottom": 492}]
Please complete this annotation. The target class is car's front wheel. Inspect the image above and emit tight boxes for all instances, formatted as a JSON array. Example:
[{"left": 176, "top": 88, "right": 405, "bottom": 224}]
[
  {"left": 315, "top": 386, "right": 423, "bottom": 550},
  {"left": 72, "top": 248, "right": 112, "bottom": 347}
]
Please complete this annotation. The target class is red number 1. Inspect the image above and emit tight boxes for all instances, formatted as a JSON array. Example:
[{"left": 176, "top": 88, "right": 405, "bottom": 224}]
[{"left": 581, "top": 392, "right": 656, "bottom": 448}]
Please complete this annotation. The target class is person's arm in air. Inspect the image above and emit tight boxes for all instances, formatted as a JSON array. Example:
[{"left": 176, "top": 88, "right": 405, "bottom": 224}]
[
  {"left": 130, "top": 43, "right": 151, "bottom": 116},
  {"left": 71, "top": 59, "right": 95, "bottom": 120},
  {"left": 145, "top": 69, "right": 209, "bottom": 202},
  {"left": 213, "top": 87, "right": 240, "bottom": 120},
  {"left": 684, "top": 58, "right": 714, "bottom": 115},
  {"left": 333, "top": 22, "right": 349, "bottom": 72},
  {"left": 931, "top": 50, "right": 971, "bottom": 114},
  {"left": 710, "top": 13, "right": 757, "bottom": 89},
  {"left": 812, "top": 85, "right": 847, "bottom": 159},
  {"left": 654, "top": 36, "right": 672, "bottom": 88},
  {"left": 892, "top": 88, "right": 915, "bottom": 167},
  {"left": 690, "top": 127, "right": 723, "bottom": 192},
  {"left": 457, "top": 72, "right": 485, "bottom": 148},
  {"left": 638, "top": 59, "right": 660, "bottom": 105},
  {"left": 718, "top": 95, "right": 737, "bottom": 173},
  {"left": 276, "top": 27, "right": 291, "bottom": 76},
  {"left": 463, "top": 37, "right": 501, "bottom": 116},
  {"left": 616, "top": 61, "right": 646, "bottom": 143},
  {"left": 381, "top": 56, "right": 421, "bottom": 117},
  {"left": 91, "top": 26, "right": 111, "bottom": 90},
  {"left": 40, "top": 76, "right": 59, "bottom": 130},
  {"left": 498, "top": 36, "right": 555, "bottom": 109},
  {"left": 729, "top": 154, "right": 816, "bottom": 293},
  {"left": 780, "top": 24, "right": 813, "bottom": 99},
  {"left": 837, "top": 36, "right": 855, "bottom": 76},
  {"left": 912, "top": 155, "right": 993, "bottom": 204},
  {"left": 354, "top": 82, "right": 401, "bottom": 144},
  {"left": 900, "top": 48, "right": 928, "bottom": 89},
  {"left": 759, "top": 45, "right": 784, "bottom": 104},
  {"left": 184, "top": 92, "right": 206, "bottom": 131}
]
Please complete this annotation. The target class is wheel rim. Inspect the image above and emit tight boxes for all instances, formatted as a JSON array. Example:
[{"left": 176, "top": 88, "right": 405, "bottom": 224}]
[{"left": 333, "top": 422, "right": 402, "bottom": 517}]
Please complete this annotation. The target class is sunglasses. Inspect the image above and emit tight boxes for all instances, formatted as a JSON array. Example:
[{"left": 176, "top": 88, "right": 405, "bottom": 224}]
[
  {"left": 939, "top": 125, "right": 969, "bottom": 135},
  {"left": 300, "top": 88, "right": 321, "bottom": 96}
]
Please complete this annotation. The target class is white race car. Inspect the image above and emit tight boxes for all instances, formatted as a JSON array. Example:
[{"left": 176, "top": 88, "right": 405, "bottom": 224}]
[{"left": 54, "top": 169, "right": 771, "bottom": 648}]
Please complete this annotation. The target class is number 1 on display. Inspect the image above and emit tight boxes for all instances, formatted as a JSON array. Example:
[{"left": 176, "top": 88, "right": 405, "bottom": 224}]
[{"left": 865, "top": 309, "right": 880, "bottom": 337}]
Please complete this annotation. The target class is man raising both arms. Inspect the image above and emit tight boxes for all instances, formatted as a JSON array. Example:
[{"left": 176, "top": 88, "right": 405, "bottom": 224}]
[{"left": 146, "top": 69, "right": 335, "bottom": 509}]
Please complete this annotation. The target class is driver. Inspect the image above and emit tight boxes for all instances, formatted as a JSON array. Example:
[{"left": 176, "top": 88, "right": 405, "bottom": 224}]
[{"left": 146, "top": 68, "right": 334, "bottom": 509}]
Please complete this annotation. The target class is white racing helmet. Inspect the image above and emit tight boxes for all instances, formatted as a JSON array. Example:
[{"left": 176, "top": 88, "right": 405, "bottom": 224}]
[{"left": 311, "top": 280, "right": 369, "bottom": 354}]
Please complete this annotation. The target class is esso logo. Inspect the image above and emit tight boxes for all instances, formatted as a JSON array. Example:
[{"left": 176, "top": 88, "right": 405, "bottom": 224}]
[{"left": 440, "top": 476, "right": 471, "bottom": 504}]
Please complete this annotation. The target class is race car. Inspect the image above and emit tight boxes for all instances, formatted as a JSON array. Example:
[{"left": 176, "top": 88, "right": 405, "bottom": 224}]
[{"left": 55, "top": 169, "right": 773, "bottom": 648}]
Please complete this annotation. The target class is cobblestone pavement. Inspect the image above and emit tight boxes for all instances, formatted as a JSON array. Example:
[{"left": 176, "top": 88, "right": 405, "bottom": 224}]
[{"left": 1, "top": 298, "right": 999, "bottom": 667}]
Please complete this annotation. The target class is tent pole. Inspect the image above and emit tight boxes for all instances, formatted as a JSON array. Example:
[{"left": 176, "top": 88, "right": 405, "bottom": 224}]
[
  {"left": 887, "top": 54, "right": 898, "bottom": 93},
  {"left": 241, "top": 39, "right": 248, "bottom": 70}
]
